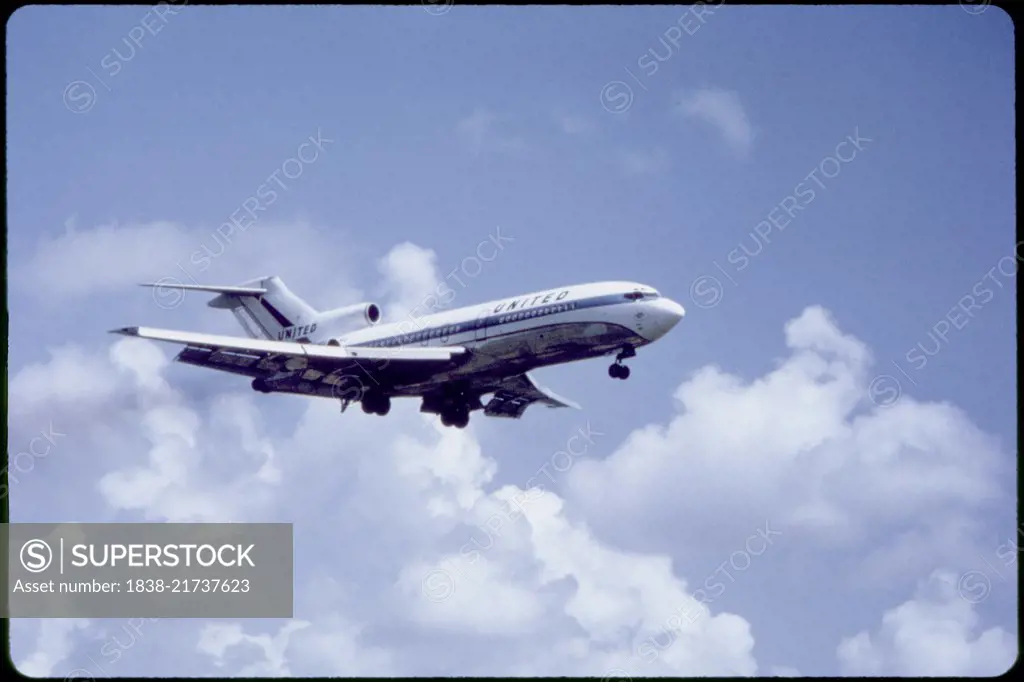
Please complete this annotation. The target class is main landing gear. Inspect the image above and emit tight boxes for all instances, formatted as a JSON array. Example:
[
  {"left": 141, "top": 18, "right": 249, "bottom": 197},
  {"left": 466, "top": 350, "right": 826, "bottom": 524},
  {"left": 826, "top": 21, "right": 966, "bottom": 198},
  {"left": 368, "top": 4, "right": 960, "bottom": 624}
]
[
  {"left": 608, "top": 345, "right": 635, "bottom": 380},
  {"left": 361, "top": 391, "right": 391, "bottom": 416},
  {"left": 439, "top": 404, "right": 470, "bottom": 429},
  {"left": 422, "top": 386, "right": 474, "bottom": 429}
]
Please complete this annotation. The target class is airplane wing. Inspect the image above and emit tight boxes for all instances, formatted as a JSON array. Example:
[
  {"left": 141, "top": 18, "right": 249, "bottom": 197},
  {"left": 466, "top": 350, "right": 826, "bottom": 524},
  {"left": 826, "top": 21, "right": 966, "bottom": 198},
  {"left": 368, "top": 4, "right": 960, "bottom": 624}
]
[
  {"left": 481, "top": 372, "right": 581, "bottom": 419},
  {"left": 111, "top": 327, "right": 572, "bottom": 418},
  {"left": 110, "top": 327, "right": 467, "bottom": 397},
  {"left": 111, "top": 326, "right": 464, "bottom": 363}
]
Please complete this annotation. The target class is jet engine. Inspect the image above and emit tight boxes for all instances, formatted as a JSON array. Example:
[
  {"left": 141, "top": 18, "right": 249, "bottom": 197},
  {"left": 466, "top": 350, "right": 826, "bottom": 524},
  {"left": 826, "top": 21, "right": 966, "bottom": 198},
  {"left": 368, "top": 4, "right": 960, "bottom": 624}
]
[
  {"left": 317, "top": 302, "right": 382, "bottom": 336},
  {"left": 359, "top": 303, "right": 383, "bottom": 326}
]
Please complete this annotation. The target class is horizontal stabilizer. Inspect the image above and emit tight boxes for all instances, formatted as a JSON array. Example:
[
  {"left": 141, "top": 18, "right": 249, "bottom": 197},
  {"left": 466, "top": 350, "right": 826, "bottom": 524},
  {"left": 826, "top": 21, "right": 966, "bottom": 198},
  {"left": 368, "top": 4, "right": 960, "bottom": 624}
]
[{"left": 138, "top": 282, "right": 268, "bottom": 296}]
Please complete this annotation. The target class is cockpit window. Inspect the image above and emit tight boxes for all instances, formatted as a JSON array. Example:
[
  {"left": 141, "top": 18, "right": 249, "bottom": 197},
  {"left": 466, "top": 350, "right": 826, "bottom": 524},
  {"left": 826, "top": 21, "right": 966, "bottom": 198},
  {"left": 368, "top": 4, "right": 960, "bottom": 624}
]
[{"left": 624, "top": 290, "right": 660, "bottom": 301}]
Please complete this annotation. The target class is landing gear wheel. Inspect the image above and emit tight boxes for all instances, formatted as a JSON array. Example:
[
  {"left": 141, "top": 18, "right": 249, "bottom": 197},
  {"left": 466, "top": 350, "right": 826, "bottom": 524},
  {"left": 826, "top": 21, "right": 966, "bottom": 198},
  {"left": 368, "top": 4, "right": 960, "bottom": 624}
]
[
  {"left": 251, "top": 378, "right": 271, "bottom": 393},
  {"left": 361, "top": 392, "right": 391, "bottom": 415},
  {"left": 609, "top": 346, "right": 635, "bottom": 380},
  {"left": 608, "top": 363, "right": 630, "bottom": 380},
  {"left": 440, "top": 405, "right": 470, "bottom": 428}
]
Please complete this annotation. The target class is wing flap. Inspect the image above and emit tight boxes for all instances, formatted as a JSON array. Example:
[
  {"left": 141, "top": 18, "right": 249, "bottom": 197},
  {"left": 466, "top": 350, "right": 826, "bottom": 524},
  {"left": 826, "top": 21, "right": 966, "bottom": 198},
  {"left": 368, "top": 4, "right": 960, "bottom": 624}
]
[{"left": 482, "top": 372, "right": 580, "bottom": 419}]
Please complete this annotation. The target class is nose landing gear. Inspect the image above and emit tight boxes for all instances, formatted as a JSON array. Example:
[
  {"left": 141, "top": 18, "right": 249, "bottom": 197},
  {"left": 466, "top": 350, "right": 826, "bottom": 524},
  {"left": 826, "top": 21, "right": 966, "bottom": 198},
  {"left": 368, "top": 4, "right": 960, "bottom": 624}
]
[{"left": 608, "top": 345, "right": 635, "bottom": 380}]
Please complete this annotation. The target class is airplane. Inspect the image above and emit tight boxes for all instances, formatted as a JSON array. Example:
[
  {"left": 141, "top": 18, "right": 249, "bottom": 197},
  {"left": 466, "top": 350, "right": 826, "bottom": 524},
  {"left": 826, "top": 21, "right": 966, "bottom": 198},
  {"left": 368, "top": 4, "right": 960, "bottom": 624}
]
[{"left": 110, "top": 276, "right": 685, "bottom": 428}]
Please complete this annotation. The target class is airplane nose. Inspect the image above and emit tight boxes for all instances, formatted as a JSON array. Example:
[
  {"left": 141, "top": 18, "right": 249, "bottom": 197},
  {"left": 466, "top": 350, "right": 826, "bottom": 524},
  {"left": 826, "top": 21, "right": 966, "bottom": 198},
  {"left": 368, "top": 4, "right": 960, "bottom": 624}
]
[
  {"left": 640, "top": 298, "right": 685, "bottom": 341},
  {"left": 661, "top": 298, "right": 685, "bottom": 326}
]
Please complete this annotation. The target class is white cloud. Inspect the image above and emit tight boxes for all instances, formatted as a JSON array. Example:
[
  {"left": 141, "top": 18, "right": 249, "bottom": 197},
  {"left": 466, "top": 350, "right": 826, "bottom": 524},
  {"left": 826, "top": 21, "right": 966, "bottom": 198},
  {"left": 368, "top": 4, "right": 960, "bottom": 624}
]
[
  {"left": 8, "top": 345, "right": 121, "bottom": 418},
  {"left": 397, "top": 484, "right": 758, "bottom": 676},
  {"left": 566, "top": 305, "right": 1011, "bottom": 590},
  {"left": 12, "top": 220, "right": 193, "bottom": 301},
  {"left": 93, "top": 338, "right": 281, "bottom": 522},
  {"left": 675, "top": 87, "right": 754, "bottom": 155},
  {"left": 399, "top": 554, "right": 546, "bottom": 636},
  {"left": 7, "top": 219, "right": 1015, "bottom": 677},
  {"left": 837, "top": 570, "right": 1017, "bottom": 676},
  {"left": 376, "top": 242, "right": 442, "bottom": 322},
  {"left": 197, "top": 621, "right": 311, "bottom": 675},
  {"left": 17, "top": 619, "right": 90, "bottom": 677},
  {"left": 283, "top": 615, "right": 397, "bottom": 675},
  {"left": 11, "top": 218, "right": 362, "bottom": 310}
]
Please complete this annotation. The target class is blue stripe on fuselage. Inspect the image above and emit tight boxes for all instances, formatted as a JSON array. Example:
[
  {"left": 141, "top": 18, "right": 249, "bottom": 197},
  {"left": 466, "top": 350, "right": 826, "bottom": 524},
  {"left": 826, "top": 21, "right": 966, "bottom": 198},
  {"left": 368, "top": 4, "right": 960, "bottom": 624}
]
[{"left": 356, "top": 293, "right": 631, "bottom": 348}]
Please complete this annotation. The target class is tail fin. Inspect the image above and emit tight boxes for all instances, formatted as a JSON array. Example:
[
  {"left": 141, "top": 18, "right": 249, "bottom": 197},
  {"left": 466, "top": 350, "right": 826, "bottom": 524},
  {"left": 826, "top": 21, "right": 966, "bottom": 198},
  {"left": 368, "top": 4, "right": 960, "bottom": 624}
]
[
  {"left": 215, "top": 276, "right": 319, "bottom": 341},
  {"left": 141, "top": 276, "right": 320, "bottom": 341}
]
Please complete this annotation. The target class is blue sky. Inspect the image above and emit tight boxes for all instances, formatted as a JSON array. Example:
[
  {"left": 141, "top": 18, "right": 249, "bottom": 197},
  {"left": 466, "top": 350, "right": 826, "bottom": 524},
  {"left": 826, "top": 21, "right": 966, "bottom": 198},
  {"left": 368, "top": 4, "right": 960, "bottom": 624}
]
[{"left": 6, "top": 3, "right": 1017, "bottom": 677}]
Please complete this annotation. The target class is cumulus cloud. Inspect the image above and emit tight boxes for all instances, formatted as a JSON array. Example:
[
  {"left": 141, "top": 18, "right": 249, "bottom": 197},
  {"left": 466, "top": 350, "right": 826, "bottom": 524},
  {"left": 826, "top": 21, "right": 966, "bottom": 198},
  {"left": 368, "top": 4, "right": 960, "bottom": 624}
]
[
  {"left": 11, "top": 219, "right": 362, "bottom": 310},
  {"left": 837, "top": 570, "right": 1017, "bottom": 676},
  {"left": 7, "top": 219, "right": 1015, "bottom": 677},
  {"left": 17, "top": 619, "right": 91, "bottom": 677},
  {"left": 566, "top": 305, "right": 1010, "bottom": 591},
  {"left": 675, "top": 87, "right": 755, "bottom": 155},
  {"left": 197, "top": 621, "right": 311, "bottom": 675},
  {"left": 376, "top": 242, "right": 442, "bottom": 321},
  {"left": 11, "top": 221, "right": 194, "bottom": 301}
]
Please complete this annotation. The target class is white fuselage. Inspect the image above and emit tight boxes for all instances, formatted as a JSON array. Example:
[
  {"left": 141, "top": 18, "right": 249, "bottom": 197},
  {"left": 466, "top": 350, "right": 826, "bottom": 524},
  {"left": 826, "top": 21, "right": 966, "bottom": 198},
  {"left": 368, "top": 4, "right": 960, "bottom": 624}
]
[{"left": 324, "top": 281, "right": 685, "bottom": 385}]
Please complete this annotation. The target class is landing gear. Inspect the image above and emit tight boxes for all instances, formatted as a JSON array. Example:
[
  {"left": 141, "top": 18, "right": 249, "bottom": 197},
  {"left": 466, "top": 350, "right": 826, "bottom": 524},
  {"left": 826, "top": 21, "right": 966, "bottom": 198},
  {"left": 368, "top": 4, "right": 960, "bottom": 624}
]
[
  {"left": 421, "top": 383, "right": 477, "bottom": 429},
  {"left": 251, "top": 378, "right": 272, "bottom": 393},
  {"left": 608, "top": 345, "right": 635, "bottom": 380},
  {"left": 360, "top": 391, "right": 391, "bottom": 416},
  {"left": 439, "top": 404, "right": 469, "bottom": 429}
]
